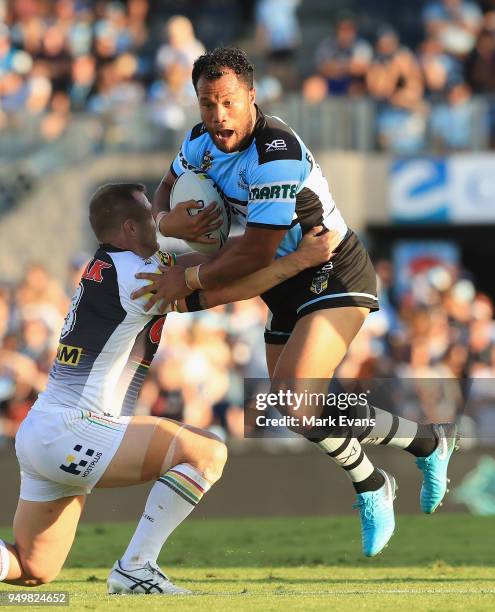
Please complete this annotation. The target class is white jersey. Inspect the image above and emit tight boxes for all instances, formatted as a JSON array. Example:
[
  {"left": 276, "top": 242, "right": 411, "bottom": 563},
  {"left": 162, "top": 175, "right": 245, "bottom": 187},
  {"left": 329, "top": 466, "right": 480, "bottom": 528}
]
[{"left": 34, "top": 245, "right": 175, "bottom": 417}]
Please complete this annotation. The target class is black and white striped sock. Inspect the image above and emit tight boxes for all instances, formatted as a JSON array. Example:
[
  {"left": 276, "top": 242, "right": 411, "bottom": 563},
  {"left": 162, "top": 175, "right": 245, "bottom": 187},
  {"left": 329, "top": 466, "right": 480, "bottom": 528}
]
[
  {"left": 317, "top": 434, "right": 385, "bottom": 493},
  {"left": 357, "top": 405, "right": 437, "bottom": 457}
]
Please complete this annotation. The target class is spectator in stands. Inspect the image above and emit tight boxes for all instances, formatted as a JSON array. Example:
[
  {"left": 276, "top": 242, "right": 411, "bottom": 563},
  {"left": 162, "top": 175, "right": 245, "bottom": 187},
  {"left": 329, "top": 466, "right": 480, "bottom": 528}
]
[
  {"left": 255, "top": 0, "right": 301, "bottom": 61},
  {"left": 148, "top": 55, "right": 196, "bottom": 130},
  {"left": 39, "top": 90, "right": 72, "bottom": 141},
  {"left": 423, "top": 0, "right": 483, "bottom": 56},
  {"left": 93, "top": 20, "right": 120, "bottom": 66},
  {"left": 314, "top": 17, "right": 372, "bottom": 96},
  {"left": 156, "top": 15, "right": 205, "bottom": 76},
  {"left": 255, "top": 0, "right": 301, "bottom": 89},
  {"left": 367, "top": 28, "right": 427, "bottom": 152},
  {"left": 419, "top": 36, "right": 463, "bottom": 100},
  {"left": 127, "top": 0, "right": 149, "bottom": 51},
  {"left": 25, "top": 74, "right": 52, "bottom": 116},
  {"left": 69, "top": 54, "right": 96, "bottom": 110},
  {"left": 301, "top": 74, "right": 328, "bottom": 104},
  {"left": 35, "top": 24, "right": 72, "bottom": 92},
  {"left": 430, "top": 79, "right": 477, "bottom": 150},
  {"left": 465, "top": 27, "right": 495, "bottom": 92}
]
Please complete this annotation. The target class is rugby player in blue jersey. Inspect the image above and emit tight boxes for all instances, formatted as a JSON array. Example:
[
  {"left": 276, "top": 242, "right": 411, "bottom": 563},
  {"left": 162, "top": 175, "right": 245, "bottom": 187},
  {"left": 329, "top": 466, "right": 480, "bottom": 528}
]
[{"left": 135, "top": 48, "right": 459, "bottom": 557}]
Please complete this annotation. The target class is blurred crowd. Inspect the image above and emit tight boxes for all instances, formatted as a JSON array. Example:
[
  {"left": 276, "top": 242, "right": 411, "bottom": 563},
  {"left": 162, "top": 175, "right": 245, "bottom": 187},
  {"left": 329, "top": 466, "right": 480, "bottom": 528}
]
[
  {"left": 1, "top": 252, "right": 494, "bottom": 444},
  {"left": 1, "top": 0, "right": 495, "bottom": 152},
  {"left": 301, "top": 0, "right": 495, "bottom": 152}
]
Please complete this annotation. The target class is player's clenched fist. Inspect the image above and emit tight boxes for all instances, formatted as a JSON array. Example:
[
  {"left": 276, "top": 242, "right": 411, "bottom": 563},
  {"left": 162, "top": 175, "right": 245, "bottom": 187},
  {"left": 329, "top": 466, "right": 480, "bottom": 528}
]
[
  {"left": 158, "top": 200, "right": 223, "bottom": 244},
  {"left": 296, "top": 227, "right": 341, "bottom": 268}
]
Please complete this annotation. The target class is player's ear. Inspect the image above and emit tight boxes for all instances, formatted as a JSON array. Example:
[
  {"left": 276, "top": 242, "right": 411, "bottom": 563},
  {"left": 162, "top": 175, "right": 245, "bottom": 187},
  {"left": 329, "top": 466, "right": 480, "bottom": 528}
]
[
  {"left": 249, "top": 87, "right": 256, "bottom": 105},
  {"left": 123, "top": 218, "right": 137, "bottom": 236}
]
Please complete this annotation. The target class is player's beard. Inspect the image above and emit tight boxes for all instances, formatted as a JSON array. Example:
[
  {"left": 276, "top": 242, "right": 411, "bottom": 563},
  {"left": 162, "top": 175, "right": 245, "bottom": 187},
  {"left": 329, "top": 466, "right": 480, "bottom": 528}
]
[{"left": 209, "top": 117, "right": 254, "bottom": 153}]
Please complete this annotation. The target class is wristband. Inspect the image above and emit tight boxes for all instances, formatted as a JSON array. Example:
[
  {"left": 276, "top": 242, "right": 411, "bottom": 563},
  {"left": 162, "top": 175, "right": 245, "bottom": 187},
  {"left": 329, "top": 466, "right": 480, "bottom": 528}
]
[
  {"left": 185, "top": 290, "right": 204, "bottom": 312},
  {"left": 184, "top": 264, "right": 204, "bottom": 290},
  {"left": 155, "top": 211, "right": 168, "bottom": 235}
]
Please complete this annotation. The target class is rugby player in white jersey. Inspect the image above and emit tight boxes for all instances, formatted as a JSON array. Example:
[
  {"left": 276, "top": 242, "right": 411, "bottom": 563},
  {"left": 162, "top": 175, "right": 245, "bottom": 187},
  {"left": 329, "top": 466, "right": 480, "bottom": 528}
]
[
  {"left": 0, "top": 183, "right": 336, "bottom": 594},
  {"left": 137, "top": 47, "right": 459, "bottom": 557}
]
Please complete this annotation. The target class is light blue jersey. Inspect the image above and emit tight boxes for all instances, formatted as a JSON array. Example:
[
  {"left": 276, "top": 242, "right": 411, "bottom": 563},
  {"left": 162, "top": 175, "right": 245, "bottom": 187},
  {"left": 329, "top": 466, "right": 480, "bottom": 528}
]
[{"left": 171, "top": 107, "right": 347, "bottom": 257}]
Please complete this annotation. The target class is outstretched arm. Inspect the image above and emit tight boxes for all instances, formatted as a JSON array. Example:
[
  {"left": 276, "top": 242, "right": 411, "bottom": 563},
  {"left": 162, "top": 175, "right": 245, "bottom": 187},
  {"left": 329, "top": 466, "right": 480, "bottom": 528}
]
[{"left": 177, "top": 229, "right": 340, "bottom": 311}]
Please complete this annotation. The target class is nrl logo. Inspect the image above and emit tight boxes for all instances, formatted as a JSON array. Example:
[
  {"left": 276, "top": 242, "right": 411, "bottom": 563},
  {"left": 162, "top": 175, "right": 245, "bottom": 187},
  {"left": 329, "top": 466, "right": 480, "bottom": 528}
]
[
  {"left": 201, "top": 150, "right": 214, "bottom": 171},
  {"left": 310, "top": 262, "right": 334, "bottom": 295}
]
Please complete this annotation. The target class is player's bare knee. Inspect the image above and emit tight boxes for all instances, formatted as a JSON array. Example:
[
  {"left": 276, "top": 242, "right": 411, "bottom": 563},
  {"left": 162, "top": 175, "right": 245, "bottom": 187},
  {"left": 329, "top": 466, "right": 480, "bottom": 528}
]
[
  {"left": 20, "top": 560, "right": 61, "bottom": 586},
  {"left": 195, "top": 439, "right": 228, "bottom": 484}
]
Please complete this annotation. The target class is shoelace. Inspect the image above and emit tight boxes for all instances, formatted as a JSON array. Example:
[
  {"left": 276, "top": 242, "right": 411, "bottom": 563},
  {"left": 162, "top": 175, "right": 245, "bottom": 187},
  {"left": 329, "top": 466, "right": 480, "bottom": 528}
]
[{"left": 148, "top": 564, "right": 169, "bottom": 581}]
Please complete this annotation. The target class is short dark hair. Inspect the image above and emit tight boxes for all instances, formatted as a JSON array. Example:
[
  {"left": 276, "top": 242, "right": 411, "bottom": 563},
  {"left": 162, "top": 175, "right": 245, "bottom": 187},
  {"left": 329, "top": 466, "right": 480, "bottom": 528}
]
[
  {"left": 192, "top": 47, "right": 254, "bottom": 92},
  {"left": 89, "top": 183, "right": 147, "bottom": 242}
]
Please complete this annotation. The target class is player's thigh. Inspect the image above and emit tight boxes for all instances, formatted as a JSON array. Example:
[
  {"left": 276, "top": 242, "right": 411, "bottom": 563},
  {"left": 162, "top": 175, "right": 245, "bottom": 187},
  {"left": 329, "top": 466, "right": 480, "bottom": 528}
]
[
  {"left": 97, "top": 416, "right": 224, "bottom": 487},
  {"left": 273, "top": 306, "right": 369, "bottom": 379},
  {"left": 13, "top": 495, "right": 85, "bottom": 584},
  {"left": 266, "top": 343, "right": 285, "bottom": 378}
]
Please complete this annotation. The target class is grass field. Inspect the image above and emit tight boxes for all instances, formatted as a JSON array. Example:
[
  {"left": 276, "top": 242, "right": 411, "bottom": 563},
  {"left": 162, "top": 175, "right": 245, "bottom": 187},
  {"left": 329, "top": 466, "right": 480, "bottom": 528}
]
[{"left": 1, "top": 515, "right": 494, "bottom": 611}]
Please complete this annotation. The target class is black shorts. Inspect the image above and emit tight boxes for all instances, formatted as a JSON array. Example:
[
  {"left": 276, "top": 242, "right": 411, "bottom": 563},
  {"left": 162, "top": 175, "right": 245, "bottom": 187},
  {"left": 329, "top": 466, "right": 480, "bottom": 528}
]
[{"left": 261, "top": 230, "right": 379, "bottom": 345}]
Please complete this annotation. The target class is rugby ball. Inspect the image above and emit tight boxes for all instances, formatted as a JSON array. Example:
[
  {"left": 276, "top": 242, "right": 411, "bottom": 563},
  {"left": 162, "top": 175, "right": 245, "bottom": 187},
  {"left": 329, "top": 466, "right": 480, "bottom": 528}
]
[{"left": 170, "top": 170, "right": 230, "bottom": 254}]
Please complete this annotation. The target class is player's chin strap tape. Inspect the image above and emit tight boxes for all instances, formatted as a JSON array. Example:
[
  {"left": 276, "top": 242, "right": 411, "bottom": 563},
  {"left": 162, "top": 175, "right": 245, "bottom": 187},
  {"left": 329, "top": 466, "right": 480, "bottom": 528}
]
[{"left": 185, "top": 290, "right": 204, "bottom": 312}]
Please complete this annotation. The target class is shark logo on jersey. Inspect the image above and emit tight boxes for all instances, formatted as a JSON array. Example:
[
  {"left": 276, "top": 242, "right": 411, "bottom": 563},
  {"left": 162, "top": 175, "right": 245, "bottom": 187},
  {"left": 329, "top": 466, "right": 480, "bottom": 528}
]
[
  {"left": 310, "top": 262, "right": 334, "bottom": 295},
  {"left": 60, "top": 283, "right": 84, "bottom": 339},
  {"left": 200, "top": 150, "right": 214, "bottom": 171},
  {"left": 238, "top": 169, "right": 249, "bottom": 191},
  {"left": 265, "top": 139, "right": 287, "bottom": 152}
]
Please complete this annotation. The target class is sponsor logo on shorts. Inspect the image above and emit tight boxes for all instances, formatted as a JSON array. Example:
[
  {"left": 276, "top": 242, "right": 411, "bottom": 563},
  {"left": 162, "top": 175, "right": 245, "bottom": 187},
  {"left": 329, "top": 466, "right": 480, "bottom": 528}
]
[
  {"left": 59, "top": 444, "right": 102, "bottom": 476},
  {"left": 249, "top": 182, "right": 297, "bottom": 203},
  {"left": 56, "top": 343, "right": 82, "bottom": 366},
  {"left": 265, "top": 139, "right": 287, "bottom": 152},
  {"left": 310, "top": 262, "right": 334, "bottom": 295}
]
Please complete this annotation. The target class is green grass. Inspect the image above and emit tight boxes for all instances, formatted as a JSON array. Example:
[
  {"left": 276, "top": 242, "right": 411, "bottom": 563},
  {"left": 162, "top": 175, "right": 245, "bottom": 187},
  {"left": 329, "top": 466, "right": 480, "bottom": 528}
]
[{"left": 1, "top": 515, "right": 495, "bottom": 611}]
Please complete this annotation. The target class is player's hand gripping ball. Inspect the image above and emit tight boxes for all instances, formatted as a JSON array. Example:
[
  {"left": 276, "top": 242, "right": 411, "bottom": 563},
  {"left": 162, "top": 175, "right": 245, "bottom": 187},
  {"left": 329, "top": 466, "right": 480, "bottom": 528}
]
[{"left": 169, "top": 170, "right": 231, "bottom": 253}]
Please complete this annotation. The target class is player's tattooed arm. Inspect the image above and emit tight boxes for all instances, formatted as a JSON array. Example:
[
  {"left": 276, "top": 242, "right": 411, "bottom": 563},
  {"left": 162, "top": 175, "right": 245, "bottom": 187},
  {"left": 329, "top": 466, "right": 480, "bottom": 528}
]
[{"left": 180, "top": 228, "right": 340, "bottom": 311}]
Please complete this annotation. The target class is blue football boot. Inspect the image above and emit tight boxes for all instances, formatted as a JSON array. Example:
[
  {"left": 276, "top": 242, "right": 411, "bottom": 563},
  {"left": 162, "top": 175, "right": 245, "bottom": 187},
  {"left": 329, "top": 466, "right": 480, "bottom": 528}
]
[
  {"left": 416, "top": 423, "right": 459, "bottom": 514},
  {"left": 353, "top": 469, "right": 397, "bottom": 557}
]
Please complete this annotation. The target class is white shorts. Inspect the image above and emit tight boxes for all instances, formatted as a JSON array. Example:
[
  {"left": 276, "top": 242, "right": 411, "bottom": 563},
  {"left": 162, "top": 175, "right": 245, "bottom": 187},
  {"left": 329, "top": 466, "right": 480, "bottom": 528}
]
[{"left": 15, "top": 407, "right": 131, "bottom": 502}]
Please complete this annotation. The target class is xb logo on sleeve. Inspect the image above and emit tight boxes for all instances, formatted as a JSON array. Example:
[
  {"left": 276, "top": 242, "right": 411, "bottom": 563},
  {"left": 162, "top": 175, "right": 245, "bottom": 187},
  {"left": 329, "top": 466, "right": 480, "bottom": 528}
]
[
  {"left": 265, "top": 139, "right": 287, "bottom": 152},
  {"left": 60, "top": 444, "right": 102, "bottom": 476}
]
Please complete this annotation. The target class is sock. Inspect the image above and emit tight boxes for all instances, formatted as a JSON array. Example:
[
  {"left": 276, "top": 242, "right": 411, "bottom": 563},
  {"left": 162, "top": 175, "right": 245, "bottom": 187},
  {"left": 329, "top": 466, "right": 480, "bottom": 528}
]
[
  {"left": 0, "top": 539, "right": 10, "bottom": 581},
  {"left": 317, "top": 434, "right": 385, "bottom": 493},
  {"left": 356, "top": 405, "right": 438, "bottom": 457},
  {"left": 120, "top": 463, "right": 211, "bottom": 570}
]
